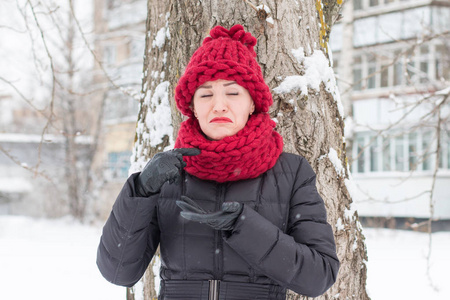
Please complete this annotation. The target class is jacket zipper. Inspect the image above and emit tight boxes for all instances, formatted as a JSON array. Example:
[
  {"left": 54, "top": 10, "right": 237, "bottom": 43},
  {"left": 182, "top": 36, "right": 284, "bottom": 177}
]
[{"left": 214, "top": 183, "right": 226, "bottom": 280}]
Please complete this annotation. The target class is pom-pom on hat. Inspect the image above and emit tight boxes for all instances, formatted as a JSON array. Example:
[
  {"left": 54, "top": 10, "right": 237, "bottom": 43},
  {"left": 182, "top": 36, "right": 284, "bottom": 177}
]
[{"left": 175, "top": 24, "right": 273, "bottom": 117}]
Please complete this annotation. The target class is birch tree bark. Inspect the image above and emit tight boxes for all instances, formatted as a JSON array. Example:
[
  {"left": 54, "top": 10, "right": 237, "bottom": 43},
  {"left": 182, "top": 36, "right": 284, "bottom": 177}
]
[{"left": 129, "top": 0, "right": 369, "bottom": 299}]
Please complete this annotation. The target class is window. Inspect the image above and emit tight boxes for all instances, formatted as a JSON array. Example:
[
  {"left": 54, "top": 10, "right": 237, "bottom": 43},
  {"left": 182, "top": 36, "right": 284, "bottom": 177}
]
[
  {"left": 105, "top": 95, "right": 140, "bottom": 121},
  {"left": 353, "top": 56, "right": 363, "bottom": 91},
  {"left": 422, "top": 131, "right": 432, "bottom": 171},
  {"left": 406, "top": 60, "right": 415, "bottom": 84},
  {"left": 367, "top": 55, "right": 376, "bottom": 89},
  {"left": 408, "top": 133, "right": 418, "bottom": 171},
  {"left": 394, "top": 54, "right": 403, "bottom": 86},
  {"left": 103, "top": 44, "right": 116, "bottom": 66},
  {"left": 435, "top": 44, "right": 449, "bottom": 81},
  {"left": 348, "top": 43, "right": 443, "bottom": 91},
  {"left": 448, "top": 131, "right": 450, "bottom": 169},
  {"left": 370, "top": 137, "right": 380, "bottom": 171},
  {"left": 130, "top": 39, "right": 145, "bottom": 60},
  {"left": 106, "top": 0, "right": 120, "bottom": 10},
  {"left": 369, "top": 0, "right": 379, "bottom": 7},
  {"left": 382, "top": 136, "right": 391, "bottom": 171},
  {"left": 439, "top": 131, "right": 450, "bottom": 169},
  {"left": 351, "top": 130, "right": 448, "bottom": 174},
  {"left": 395, "top": 135, "right": 405, "bottom": 171},
  {"left": 354, "top": 0, "right": 362, "bottom": 11},
  {"left": 419, "top": 46, "right": 429, "bottom": 83},
  {"left": 356, "top": 136, "right": 365, "bottom": 173},
  {"left": 447, "top": 131, "right": 450, "bottom": 169},
  {"left": 107, "top": 151, "right": 132, "bottom": 179},
  {"left": 380, "top": 64, "right": 389, "bottom": 88}
]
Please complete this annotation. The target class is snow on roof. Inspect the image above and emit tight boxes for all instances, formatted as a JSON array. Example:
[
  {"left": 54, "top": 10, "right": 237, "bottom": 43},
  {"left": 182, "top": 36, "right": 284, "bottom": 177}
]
[
  {"left": 0, "top": 133, "right": 92, "bottom": 144},
  {"left": 0, "top": 177, "right": 32, "bottom": 193}
]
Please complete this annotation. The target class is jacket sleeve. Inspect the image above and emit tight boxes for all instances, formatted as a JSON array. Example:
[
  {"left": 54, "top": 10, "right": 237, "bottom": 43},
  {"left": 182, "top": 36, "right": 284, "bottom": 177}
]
[
  {"left": 223, "top": 158, "right": 339, "bottom": 297},
  {"left": 96, "top": 173, "right": 160, "bottom": 287}
]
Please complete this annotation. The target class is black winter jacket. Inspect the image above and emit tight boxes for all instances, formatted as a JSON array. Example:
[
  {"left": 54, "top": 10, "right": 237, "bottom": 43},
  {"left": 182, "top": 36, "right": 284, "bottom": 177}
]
[{"left": 97, "top": 152, "right": 339, "bottom": 298}]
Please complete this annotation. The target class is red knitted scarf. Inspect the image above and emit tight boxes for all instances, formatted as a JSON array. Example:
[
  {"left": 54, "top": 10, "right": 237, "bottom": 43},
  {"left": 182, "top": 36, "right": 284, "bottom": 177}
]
[{"left": 174, "top": 113, "right": 283, "bottom": 182}]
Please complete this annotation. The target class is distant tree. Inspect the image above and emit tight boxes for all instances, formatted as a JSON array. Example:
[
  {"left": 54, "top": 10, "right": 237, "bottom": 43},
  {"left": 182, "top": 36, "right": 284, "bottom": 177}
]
[
  {"left": 0, "top": 0, "right": 108, "bottom": 220},
  {"left": 128, "top": 1, "right": 370, "bottom": 299}
]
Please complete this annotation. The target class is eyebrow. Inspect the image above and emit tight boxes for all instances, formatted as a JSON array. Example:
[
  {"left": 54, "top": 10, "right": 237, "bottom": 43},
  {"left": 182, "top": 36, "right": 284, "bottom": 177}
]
[{"left": 197, "top": 81, "right": 237, "bottom": 89}]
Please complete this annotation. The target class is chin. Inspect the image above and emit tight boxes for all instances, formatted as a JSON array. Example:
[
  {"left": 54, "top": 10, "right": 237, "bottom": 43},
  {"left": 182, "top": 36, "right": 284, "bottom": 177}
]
[{"left": 206, "top": 131, "right": 232, "bottom": 141}]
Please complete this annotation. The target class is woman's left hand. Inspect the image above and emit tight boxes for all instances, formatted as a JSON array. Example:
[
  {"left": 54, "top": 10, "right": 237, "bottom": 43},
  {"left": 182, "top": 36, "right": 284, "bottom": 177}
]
[{"left": 176, "top": 196, "right": 243, "bottom": 231}]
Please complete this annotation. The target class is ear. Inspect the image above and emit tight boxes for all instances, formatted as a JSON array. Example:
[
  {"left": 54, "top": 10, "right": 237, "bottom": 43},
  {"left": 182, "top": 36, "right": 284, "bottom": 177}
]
[
  {"left": 250, "top": 102, "right": 255, "bottom": 115},
  {"left": 190, "top": 104, "right": 197, "bottom": 117}
]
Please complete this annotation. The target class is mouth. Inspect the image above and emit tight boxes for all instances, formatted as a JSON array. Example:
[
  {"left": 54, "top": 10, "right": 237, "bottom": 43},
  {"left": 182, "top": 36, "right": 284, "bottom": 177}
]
[{"left": 210, "top": 117, "right": 232, "bottom": 123}]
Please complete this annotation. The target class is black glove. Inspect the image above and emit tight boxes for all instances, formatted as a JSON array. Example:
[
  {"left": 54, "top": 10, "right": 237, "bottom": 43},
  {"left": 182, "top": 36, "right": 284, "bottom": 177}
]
[
  {"left": 176, "top": 196, "right": 243, "bottom": 231},
  {"left": 135, "top": 148, "right": 201, "bottom": 196}
]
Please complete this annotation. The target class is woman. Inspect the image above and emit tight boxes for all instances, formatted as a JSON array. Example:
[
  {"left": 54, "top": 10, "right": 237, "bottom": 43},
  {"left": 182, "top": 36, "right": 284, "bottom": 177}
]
[{"left": 97, "top": 24, "right": 339, "bottom": 299}]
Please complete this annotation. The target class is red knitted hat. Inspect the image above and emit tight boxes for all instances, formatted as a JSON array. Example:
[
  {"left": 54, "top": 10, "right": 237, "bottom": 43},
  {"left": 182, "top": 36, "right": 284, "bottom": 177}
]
[{"left": 175, "top": 24, "right": 273, "bottom": 117}]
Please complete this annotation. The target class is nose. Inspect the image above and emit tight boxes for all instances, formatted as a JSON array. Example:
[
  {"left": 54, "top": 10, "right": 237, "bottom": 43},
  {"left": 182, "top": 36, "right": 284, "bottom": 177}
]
[{"left": 212, "top": 93, "right": 228, "bottom": 113}]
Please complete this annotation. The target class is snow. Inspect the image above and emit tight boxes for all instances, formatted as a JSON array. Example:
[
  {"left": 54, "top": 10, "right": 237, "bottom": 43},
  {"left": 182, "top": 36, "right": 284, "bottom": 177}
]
[
  {"left": 145, "top": 81, "right": 174, "bottom": 148},
  {"left": 256, "top": 4, "right": 271, "bottom": 14},
  {"left": 256, "top": 4, "right": 274, "bottom": 25},
  {"left": 0, "top": 216, "right": 124, "bottom": 300},
  {"left": 344, "top": 116, "right": 354, "bottom": 139},
  {"left": 152, "top": 13, "right": 171, "bottom": 49},
  {"left": 273, "top": 48, "right": 344, "bottom": 117},
  {"left": 336, "top": 217, "right": 345, "bottom": 231},
  {"left": 1, "top": 216, "right": 449, "bottom": 299},
  {"left": 436, "top": 86, "right": 450, "bottom": 96},
  {"left": 364, "top": 228, "right": 450, "bottom": 300},
  {"left": 327, "top": 148, "right": 345, "bottom": 177},
  {"left": 318, "top": 147, "right": 345, "bottom": 177},
  {"left": 0, "top": 178, "right": 32, "bottom": 193},
  {"left": 152, "top": 255, "right": 161, "bottom": 295},
  {"left": 152, "top": 27, "right": 169, "bottom": 49}
]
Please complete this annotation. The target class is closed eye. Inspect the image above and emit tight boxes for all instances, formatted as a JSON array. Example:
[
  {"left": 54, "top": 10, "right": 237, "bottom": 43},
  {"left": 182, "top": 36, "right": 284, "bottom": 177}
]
[
  {"left": 227, "top": 93, "right": 239, "bottom": 96},
  {"left": 200, "top": 94, "right": 212, "bottom": 98}
]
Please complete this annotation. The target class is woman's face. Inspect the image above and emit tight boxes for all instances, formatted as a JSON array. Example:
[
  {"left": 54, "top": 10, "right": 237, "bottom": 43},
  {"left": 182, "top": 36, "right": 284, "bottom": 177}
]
[{"left": 192, "top": 79, "right": 255, "bottom": 141}]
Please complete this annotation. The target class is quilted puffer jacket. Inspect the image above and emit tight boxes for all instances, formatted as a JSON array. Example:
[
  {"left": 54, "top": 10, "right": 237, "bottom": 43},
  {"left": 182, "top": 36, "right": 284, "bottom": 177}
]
[{"left": 97, "top": 152, "right": 339, "bottom": 298}]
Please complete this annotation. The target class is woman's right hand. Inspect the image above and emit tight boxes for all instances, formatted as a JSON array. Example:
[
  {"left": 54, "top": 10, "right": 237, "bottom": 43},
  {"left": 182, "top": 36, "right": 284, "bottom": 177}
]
[{"left": 135, "top": 148, "right": 201, "bottom": 196}]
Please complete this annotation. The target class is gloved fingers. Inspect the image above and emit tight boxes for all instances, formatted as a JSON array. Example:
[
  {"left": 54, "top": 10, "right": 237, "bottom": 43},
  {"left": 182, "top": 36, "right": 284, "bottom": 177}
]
[
  {"left": 172, "top": 148, "right": 201, "bottom": 157},
  {"left": 176, "top": 200, "right": 206, "bottom": 215},
  {"left": 173, "top": 173, "right": 182, "bottom": 185},
  {"left": 184, "top": 210, "right": 225, "bottom": 222},
  {"left": 171, "top": 150, "right": 194, "bottom": 169},
  {"left": 180, "top": 211, "right": 225, "bottom": 223},
  {"left": 163, "top": 152, "right": 186, "bottom": 171},
  {"left": 221, "top": 202, "right": 242, "bottom": 212},
  {"left": 166, "top": 167, "right": 180, "bottom": 180},
  {"left": 180, "top": 211, "right": 205, "bottom": 222},
  {"left": 168, "top": 173, "right": 180, "bottom": 185},
  {"left": 180, "top": 196, "right": 207, "bottom": 212},
  {"left": 165, "top": 155, "right": 183, "bottom": 169}
]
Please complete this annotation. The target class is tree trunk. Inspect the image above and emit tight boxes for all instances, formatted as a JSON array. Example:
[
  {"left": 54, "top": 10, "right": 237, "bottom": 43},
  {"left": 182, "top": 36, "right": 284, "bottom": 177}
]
[{"left": 130, "top": 0, "right": 369, "bottom": 299}]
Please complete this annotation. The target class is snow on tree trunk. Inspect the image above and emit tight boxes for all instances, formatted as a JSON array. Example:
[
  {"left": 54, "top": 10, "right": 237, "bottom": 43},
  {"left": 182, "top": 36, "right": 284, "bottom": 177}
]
[{"left": 129, "top": 1, "right": 369, "bottom": 299}]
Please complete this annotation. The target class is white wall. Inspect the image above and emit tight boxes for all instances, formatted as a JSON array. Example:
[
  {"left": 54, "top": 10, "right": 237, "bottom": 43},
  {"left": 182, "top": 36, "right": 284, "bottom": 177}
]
[{"left": 353, "top": 172, "right": 450, "bottom": 219}]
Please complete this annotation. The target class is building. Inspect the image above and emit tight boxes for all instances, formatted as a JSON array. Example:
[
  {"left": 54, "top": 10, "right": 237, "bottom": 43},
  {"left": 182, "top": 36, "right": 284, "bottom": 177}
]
[
  {"left": 92, "top": 0, "right": 147, "bottom": 218},
  {"left": 331, "top": 0, "right": 450, "bottom": 229}
]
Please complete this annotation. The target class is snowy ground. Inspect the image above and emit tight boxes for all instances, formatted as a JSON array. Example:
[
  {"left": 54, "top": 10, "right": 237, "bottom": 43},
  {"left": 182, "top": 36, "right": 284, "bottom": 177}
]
[
  {"left": 1, "top": 216, "right": 449, "bottom": 300},
  {"left": 363, "top": 228, "right": 450, "bottom": 300},
  {"left": 0, "top": 216, "right": 124, "bottom": 300}
]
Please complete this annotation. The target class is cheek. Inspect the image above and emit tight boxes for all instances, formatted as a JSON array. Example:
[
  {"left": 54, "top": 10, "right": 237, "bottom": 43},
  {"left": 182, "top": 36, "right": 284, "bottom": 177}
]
[
  {"left": 235, "top": 111, "right": 250, "bottom": 127},
  {"left": 192, "top": 102, "right": 208, "bottom": 117}
]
